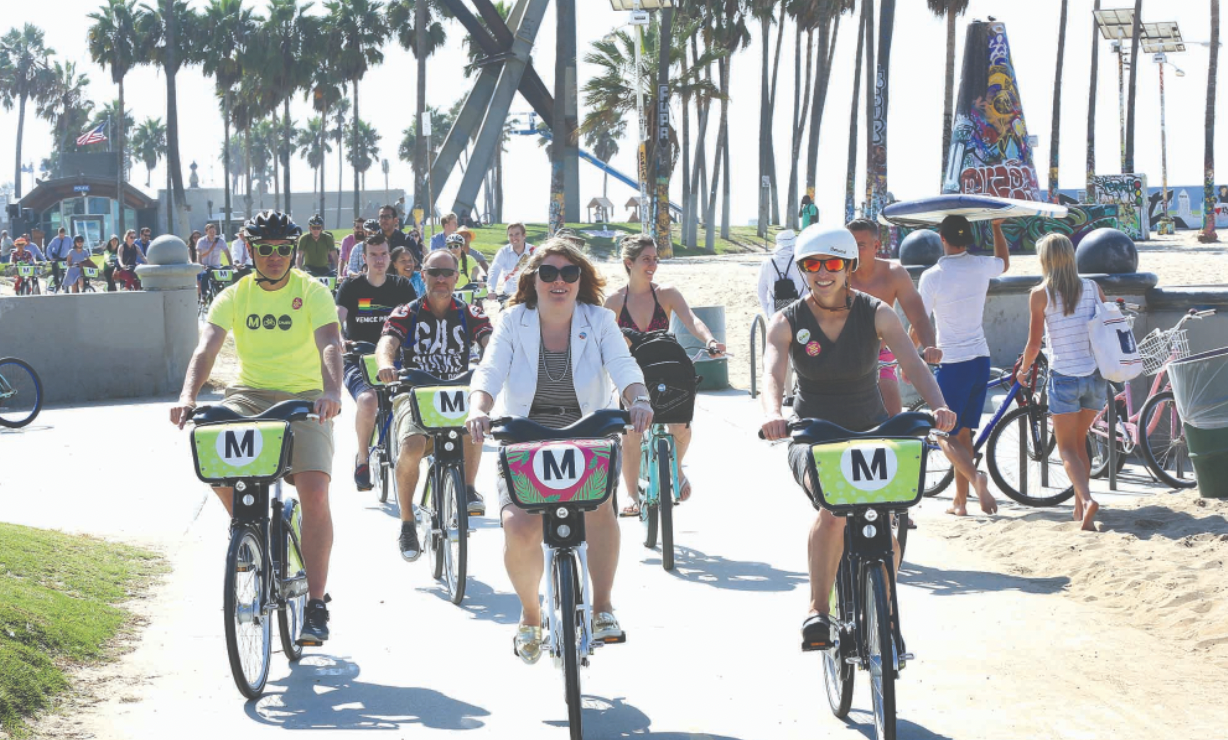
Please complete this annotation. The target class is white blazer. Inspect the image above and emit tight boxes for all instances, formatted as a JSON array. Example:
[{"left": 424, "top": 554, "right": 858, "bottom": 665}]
[{"left": 470, "top": 302, "right": 645, "bottom": 418}]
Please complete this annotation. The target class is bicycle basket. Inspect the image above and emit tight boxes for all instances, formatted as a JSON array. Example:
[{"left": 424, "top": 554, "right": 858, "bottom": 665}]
[
  {"left": 630, "top": 333, "right": 700, "bottom": 424},
  {"left": 452, "top": 288, "right": 476, "bottom": 304},
  {"left": 82, "top": 266, "right": 100, "bottom": 278},
  {"left": 360, "top": 354, "right": 388, "bottom": 387},
  {"left": 409, "top": 385, "right": 471, "bottom": 429},
  {"left": 213, "top": 269, "right": 235, "bottom": 283},
  {"left": 1137, "top": 328, "right": 1190, "bottom": 375},
  {"left": 15, "top": 265, "right": 37, "bottom": 278},
  {"left": 191, "top": 420, "right": 293, "bottom": 484},
  {"left": 804, "top": 437, "right": 927, "bottom": 514},
  {"left": 316, "top": 276, "right": 337, "bottom": 291},
  {"left": 498, "top": 438, "right": 619, "bottom": 511}
]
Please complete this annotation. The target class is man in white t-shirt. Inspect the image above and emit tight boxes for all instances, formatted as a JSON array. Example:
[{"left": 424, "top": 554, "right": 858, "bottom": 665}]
[
  {"left": 486, "top": 222, "right": 535, "bottom": 298},
  {"left": 916, "top": 215, "right": 1009, "bottom": 517}
]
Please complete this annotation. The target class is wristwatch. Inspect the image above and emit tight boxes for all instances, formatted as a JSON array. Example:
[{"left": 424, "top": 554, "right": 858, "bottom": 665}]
[{"left": 631, "top": 394, "right": 652, "bottom": 407}]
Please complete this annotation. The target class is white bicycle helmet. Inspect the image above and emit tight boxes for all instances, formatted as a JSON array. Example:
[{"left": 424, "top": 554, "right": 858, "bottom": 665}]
[{"left": 793, "top": 224, "right": 859, "bottom": 264}]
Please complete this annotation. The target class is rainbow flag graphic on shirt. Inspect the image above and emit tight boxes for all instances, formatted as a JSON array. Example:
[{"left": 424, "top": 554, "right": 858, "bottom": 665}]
[{"left": 358, "top": 298, "right": 372, "bottom": 310}]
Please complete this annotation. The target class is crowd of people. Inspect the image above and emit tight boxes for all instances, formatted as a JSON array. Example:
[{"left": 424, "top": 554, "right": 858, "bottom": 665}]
[{"left": 3, "top": 225, "right": 153, "bottom": 293}]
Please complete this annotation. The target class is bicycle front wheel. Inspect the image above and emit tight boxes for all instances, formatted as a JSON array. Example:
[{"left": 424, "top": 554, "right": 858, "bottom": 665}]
[
  {"left": 0, "top": 358, "right": 43, "bottom": 428},
  {"left": 822, "top": 566, "right": 854, "bottom": 718},
  {"left": 907, "top": 400, "right": 953, "bottom": 496},
  {"left": 556, "top": 552, "right": 583, "bottom": 739},
  {"left": 865, "top": 563, "right": 896, "bottom": 740},
  {"left": 441, "top": 465, "right": 469, "bottom": 604},
  {"left": 657, "top": 438, "right": 675, "bottom": 571},
  {"left": 370, "top": 444, "right": 388, "bottom": 504},
  {"left": 1139, "top": 390, "right": 1198, "bottom": 489},
  {"left": 224, "top": 526, "right": 271, "bottom": 699},
  {"left": 986, "top": 405, "right": 1076, "bottom": 507},
  {"left": 277, "top": 500, "right": 307, "bottom": 661}
]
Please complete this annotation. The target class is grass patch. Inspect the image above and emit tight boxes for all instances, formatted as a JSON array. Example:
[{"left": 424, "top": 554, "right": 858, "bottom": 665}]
[{"left": 0, "top": 523, "right": 162, "bottom": 737}]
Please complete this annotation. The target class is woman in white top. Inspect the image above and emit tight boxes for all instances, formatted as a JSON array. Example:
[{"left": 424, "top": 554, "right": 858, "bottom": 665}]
[
  {"left": 1016, "top": 234, "right": 1108, "bottom": 532},
  {"left": 468, "top": 238, "right": 652, "bottom": 664}
]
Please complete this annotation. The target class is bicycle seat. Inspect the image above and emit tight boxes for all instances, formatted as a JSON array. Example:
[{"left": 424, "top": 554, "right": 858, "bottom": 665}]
[
  {"left": 398, "top": 369, "right": 474, "bottom": 388},
  {"left": 193, "top": 399, "right": 315, "bottom": 424},
  {"left": 491, "top": 409, "right": 631, "bottom": 443},
  {"left": 792, "top": 411, "right": 934, "bottom": 445}
]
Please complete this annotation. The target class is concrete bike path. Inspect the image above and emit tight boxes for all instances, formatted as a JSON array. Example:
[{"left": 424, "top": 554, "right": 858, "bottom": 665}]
[{"left": 9, "top": 392, "right": 1223, "bottom": 739}]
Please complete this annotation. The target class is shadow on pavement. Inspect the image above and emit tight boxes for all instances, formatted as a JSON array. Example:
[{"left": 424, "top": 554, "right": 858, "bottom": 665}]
[
  {"left": 842, "top": 708, "right": 955, "bottom": 740},
  {"left": 548, "top": 695, "right": 748, "bottom": 739},
  {"left": 418, "top": 577, "right": 521, "bottom": 625},
  {"left": 246, "top": 655, "right": 489, "bottom": 730},
  {"left": 899, "top": 561, "right": 1069, "bottom": 596},
  {"left": 0, "top": 423, "right": 52, "bottom": 435},
  {"left": 655, "top": 545, "right": 808, "bottom": 592}
]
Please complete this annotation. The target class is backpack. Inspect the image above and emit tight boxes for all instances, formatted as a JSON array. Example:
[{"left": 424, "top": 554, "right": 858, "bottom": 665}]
[
  {"left": 770, "top": 259, "right": 800, "bottom": 313},
  {"left": 1087, "top": 300, "right": 1144, "bottom": 383},
  {"left": 627, "top": 331, "right": 701, "bottom": 424}
]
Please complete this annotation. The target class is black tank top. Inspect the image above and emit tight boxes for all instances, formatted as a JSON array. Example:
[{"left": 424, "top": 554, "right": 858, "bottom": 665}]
[{"left": 784, "top": 291, "right": 888, "bottom": 431}]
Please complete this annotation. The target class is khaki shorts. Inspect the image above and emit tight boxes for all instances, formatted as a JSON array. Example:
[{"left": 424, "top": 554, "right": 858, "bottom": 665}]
[
  {"left": 222, "top": 386, "right": 334, "bottom": 479},
  {"left": 393, "top": 393, "right": 431, "bottom": 446}
]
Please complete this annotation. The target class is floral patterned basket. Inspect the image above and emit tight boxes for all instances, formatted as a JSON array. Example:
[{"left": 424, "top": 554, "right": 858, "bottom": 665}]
[{"left": 498, "top": 438, "right": 619, "bottom": 511}]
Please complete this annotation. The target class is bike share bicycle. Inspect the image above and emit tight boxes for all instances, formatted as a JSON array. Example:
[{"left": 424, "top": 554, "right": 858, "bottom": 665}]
[
  {"left": 390, "top": 368, "right": 476, "bottom": 605},
  {"left": 6, "top": 263, "right": 43, "bottom": 295},
  {"left": 185, "top": 400, "right": 313, "bottom": 699},
  {"left": 343, "top": 342, "right": 400, "bottom": 504},
  {"left": 492, "top": 409, "right": 631, "bottom": 740},
  {"left": 0, "top": 357, "right": 43, "bottom": 428},
  {"left": 763, "top": 412, "right": 937, "bottom": 740},
  {"left": 199, "top": 267, "right": 238, "bottom": 318}
]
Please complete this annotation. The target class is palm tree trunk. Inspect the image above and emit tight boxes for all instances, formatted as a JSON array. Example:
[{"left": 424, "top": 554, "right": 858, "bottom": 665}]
[
  {"left": 705, "top": 58, "right": 728, "bottom": 253},
  {"left": 868, "top": 0, "right": 895, "bottom": 222},
  {"left": 787, "top": 27, "right": 812, "bottom": 231},
  {"left": 1048, "top": 0, "right": 1068, "bottom": 204},
  {"left": 721, "top": 115, "right": 731, "bottom": 239},
  {"left": 768, "top": 3, "right": 785, "bottom": 226},
  {"left": 1203, "top": 0, "right": 1220, "bottom": 241},
  {"left": 337, "top": 118, "right": 344, "bottom": 226},
  {"left": 272, "top": 110, "right": 282, "bottom": 209},
  {"left": 244, "top": 121, "right": 253, "bottom": 218},
  {"left": 165, "top": 0, "right": 187, "bottom": 235},
  {"left": 758, "top": 13, "right": 771, "bottom": 238},
  {"left": 940, "top": 8, "right": 957, "bottom": 185},
  {"left": 415, "top": 0, "right": 428, "bottom": 213},
  {"left": 845, "top": 0, "right": 867, "bottom": 223},
  {"left": 223, "top": 91, "right": 232, "bottom": 233},
  {"left": 805, "top": 15, "right": 831, "bottom": 199},
  {"left": 687, "top": 38, "right": 712, "bottom": 247},
  {"left": 352, "top": 79, "right": 361, "bottom": 219},
  {"left": 863, "top": 0, "right": 875, "bottom": 212},
  {"left": 117, "top": 77, "right": 126, "bottom": 234},
  {"left": 319, "top": 105, "right": 327, "bottom": 222},
  {"left": 283, "top": 97, "right": 292, "bottom": 215},
  {"left": 1086, "top": 0, "right": 1101, "bottom": 203},
  {"left": 680, "top": 49, "right": 691, "bottom": 247},
  {"left": 1124, "top": 0, "right": 1142, "bottom": 173},
  {"left": 13, "top": 93, "right": 25, "bottom": 200}
]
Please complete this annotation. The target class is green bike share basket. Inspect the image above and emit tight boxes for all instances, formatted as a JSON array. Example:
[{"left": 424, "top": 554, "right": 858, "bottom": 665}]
[
  {"left": 409, "top": 385, "right": 472, "bottom": 429},
  {"left": 191, "top": 420, "right": 294, "bottom": 484},
  {"left": 1169, "top": 346, "right": 1228, "bottom": 498},
  {"left": 804, "top": 437, "right": 928, "bottom": 514}
]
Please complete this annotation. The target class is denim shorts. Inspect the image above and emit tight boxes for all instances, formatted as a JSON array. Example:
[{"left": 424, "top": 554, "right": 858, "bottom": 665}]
[
  {"left": 343, "top": 361, "right": 374, "bottom": 401},
  {"left": 1047, "top": 370, "right": 1108, "bottom": 415}
]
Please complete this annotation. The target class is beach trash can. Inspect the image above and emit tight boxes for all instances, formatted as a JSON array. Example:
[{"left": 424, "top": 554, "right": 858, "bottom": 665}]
[
  {"left": 1169, "top": 346, "right": 1228, "bottom": 498},
  {"left": 669, "top": 306, "right": 728, "bottom": 391}
]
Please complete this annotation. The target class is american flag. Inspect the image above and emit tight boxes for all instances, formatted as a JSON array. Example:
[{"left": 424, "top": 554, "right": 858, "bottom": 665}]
[{"left": 76, "top": 123, "right": 107, "bottom": 147}]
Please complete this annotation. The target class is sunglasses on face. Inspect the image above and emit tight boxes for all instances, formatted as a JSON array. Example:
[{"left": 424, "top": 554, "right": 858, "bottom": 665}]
[
  {"left": 798, "top": 257, "right": 850, "bottom": 273},
  {"left": 425, "top": 267, "right": 457, "bottom": 279},
  {"left": 255, "top": 243, "right": 295, "bottom": 257},
  {"left": 537, "top": 264, "right": 581, "bottom": 284}
]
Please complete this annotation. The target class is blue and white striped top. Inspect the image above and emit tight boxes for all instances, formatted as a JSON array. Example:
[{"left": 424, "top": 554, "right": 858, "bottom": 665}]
[{"left": 1044, "top": 278, "right": 1099, "bottom": 377}]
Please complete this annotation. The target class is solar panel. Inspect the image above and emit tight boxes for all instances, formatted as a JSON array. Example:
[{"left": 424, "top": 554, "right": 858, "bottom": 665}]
[
  {"left": 1094, "top": 8, "right": 1136, "bottom": 40},
  {"left": 1141, "top": 22, "right": 1185, "bottom": 53},
  {"left": 608, "top": 0, "right": 674, "bottom": 9}
]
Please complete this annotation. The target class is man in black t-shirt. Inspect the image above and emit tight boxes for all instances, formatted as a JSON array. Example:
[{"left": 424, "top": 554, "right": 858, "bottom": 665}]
[
  {"left": 375, "top": 249, "right": 493, "bottom": 561},
  {"left": 378, "top": 204, "right": 420, "bottom": 264},
  {"left": 336, "top": 233, "right": 417, "bottom": 490}
]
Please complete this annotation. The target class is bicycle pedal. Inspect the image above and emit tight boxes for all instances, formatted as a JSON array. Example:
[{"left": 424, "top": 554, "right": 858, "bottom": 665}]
[
  {"left": 599, "top": 633, "right": 627, "bottom": 645},
  {"left": 801, "top": 639, "right": 834, "bottom": 652},
  {"left": 234, "top": 564, "right": 255, "bottom": 573},
  {"left": 297, "top": 637, "right": 323, "bottom": 647}
]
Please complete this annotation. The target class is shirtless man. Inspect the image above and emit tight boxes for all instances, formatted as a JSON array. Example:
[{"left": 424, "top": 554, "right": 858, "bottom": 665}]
[{"left": 846, "top": 219, "right": 941, "bottom": 415}]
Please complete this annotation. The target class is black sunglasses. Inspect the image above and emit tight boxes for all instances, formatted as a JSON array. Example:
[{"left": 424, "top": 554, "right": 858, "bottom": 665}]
[
  {"left": 255, "top": 243, "right": 295, "bottom": 257},
  {"left": 537, "top": 264, "right": 581, "bottom": 284},
  {"left": 425, "top": 267, "right": 457, "bottom": 278}
]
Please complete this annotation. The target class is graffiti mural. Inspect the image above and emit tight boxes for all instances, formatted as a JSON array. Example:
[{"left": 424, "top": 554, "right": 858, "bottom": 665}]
[
  {"left": 1144, "top": 183, "right": 1228, "bottom": 231},
  {"left": 1084, "top": 175, "right": 1150, "bottom": 240},
  {"left": 943, "top": 21, "right": 1042, "bottom": 202}
]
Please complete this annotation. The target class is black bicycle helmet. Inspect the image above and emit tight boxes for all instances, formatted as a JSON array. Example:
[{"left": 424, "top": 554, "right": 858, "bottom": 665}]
[
  {"left": 363, "top": 218, "right": 380, "bottom": 233},
  {"left": 308, "top": 213, "right": 324, "bottom": 227},
  {"left": 243, "top": 210, "right": 302, "bottom": 241}
]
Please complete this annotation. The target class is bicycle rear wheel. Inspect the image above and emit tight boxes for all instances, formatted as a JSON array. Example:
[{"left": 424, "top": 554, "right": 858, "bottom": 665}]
[
  {"left": 0, "top": 358, "right": 43, "bottom": 428},
  {"left": 907, "top": 400, "right": 953, "bottom": 496},
  {"left": 657, "top": 438, "right": 675, "bottom": 571},
  {"left": 556, "top": 552, "right": 584, "bottom": 740},
  {"left": 422, "top": 471, "right": 444, "bottom": 581},
  {"left": 277, "top": 500, "right": 307, "bottom": 661},
  {"left": 224, "top": 526, "right": 271, "bottom": 699},
  {"left": 641, "top": 486, "right": 659, "bottom": 549},
  {"left": 1138, "top": 390, "right": 1198, "bottom": 489},
  {"left": 370, "top": 444, "right": 387, "bottom": 504},
  {"left": 441, "top": 465, "right": 469, "bottom": 604},
  {"left": 822, "top": 566, "right": 854, "bottom": 718},
  {"left": 865, "top": 563, "right": 896, "bottom": 740},
  {"left": 986, "top": 405, "right": 1075, "bottom": 507}
]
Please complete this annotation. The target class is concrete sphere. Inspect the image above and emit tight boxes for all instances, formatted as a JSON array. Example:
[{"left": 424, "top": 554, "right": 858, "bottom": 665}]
[
  {"left": 146, "top": 234, "right": 190, "bottom": 265},
  {"left": 899, "top": 229, "right": 944, "bottom": 267},
  {"left": 1075, "top": 228, "right": 1138, "bottom": 274}
]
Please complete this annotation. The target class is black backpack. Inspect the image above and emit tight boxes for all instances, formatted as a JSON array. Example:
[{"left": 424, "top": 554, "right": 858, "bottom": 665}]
[
  {"left": 771, "top": 259, "right": 800, "bottom": 312},
  {"left": 626, "top": 330, "right": 701, "bottom": 425}
]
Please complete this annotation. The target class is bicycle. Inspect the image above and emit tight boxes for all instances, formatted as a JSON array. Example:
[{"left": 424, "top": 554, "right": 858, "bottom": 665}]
[
  {"left": 185, "top": 400, "right": 313, "bottom": 699},
  {"left": 491, "top": 409, "right": 631, "bottom": 740},
  {"left": 0, "top": 358, "right": 43, "bottom": 428},
  {"left": 44, "top": 261, "right": 68, "bottom": 294},
  {"left": 80, "top": 265, "right": 100, "bottom": 293},
  {"left": 391, "top": 368, "right": 476, "bottom": 605},
  {"left": 761, "top": 412, "right": 937, "bottom": 740},
  {"left": 313, "top": 273, "right": 340, "bottom": 298},
  {"left": 199, "top": 268, "right": 238, "bottom": 318},
  {"left": 6, "top": 263, "right": 43, "bottom": 295},
  {"left": 343, "top": 342, "right": 399, "bottom": 504},
  {"left": 638, "top": 346, "right": 730, "bottom": 571},
  {"left": 1087, "top": 302, "right": 1216, "bottom": 489}
]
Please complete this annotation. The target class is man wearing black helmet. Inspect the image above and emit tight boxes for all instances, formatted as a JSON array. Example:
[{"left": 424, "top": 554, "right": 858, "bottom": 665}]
[
  {"left": 297, "top": 214, "right": 337, "bottom": 277},
  {"left": 170, "top": 210, "right": 345, "bottom": 646}
]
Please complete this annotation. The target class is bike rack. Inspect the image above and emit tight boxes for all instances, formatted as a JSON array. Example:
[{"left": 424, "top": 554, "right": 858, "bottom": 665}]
[{"left": 749, "top": 314, "right": 767, "bottom": 398}]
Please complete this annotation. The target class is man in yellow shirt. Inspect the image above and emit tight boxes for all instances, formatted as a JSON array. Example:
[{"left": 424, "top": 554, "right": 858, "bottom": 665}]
[{"left": 171, "top": 210, "right": 344, "bottom": 647}]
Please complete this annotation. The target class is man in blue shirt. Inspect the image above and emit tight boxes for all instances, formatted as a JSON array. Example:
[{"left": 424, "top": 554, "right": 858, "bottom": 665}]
[
  {"left": 428, "top": 212, "right": 458, "bottom": 252},
  {"left": 45, "top": 228, "right": 73, "bottom": 291},
  {"left": 136, "top": 227, "right": 153, "bottom": 257}
]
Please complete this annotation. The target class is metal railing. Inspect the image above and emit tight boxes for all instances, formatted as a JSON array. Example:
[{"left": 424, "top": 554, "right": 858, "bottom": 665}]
[{"left": 749, "top": 314, "right": 767, "bottom": 398}]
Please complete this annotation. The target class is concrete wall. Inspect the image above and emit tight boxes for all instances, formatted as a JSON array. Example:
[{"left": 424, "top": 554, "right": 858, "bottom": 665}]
[
  {"left": 159, "top": 187, "right": 408, "bottom": 234},
  {"left": 0, "top": 288, "right": 198, "bottom": 406}
]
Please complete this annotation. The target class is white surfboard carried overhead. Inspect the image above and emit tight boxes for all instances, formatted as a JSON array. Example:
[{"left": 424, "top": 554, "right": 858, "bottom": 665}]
[{"left": 878, "top": 195, "right": 1069, "bottom": 229}]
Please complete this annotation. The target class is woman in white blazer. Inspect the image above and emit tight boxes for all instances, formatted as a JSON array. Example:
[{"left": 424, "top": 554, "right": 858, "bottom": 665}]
[{"left": 468, "top": 239, "right": 652, "bottom": 664}]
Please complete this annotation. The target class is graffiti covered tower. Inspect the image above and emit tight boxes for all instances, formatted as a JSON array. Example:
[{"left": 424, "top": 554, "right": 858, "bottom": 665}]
[{"left": 943, "top": 21, "right": 1042, "bottom": 201}]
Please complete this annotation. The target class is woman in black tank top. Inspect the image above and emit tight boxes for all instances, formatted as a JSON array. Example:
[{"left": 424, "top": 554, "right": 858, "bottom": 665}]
[{"left": 758, "top": 227, "right": 956, "bottom": 650}]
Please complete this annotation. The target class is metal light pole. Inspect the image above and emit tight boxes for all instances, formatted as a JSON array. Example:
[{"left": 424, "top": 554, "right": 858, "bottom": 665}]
[
  {"left": 1154, "top": 53, "right": 1185, "bottom": 235},
  {"left": 1116, "top": 42, "right": 1128, "bottom": 172},
  {"left": 1095, "top": 10, "right": 1139, "bottom": 174}
]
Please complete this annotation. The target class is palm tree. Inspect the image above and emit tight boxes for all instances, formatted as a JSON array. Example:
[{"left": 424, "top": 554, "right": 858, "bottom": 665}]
[
  {"left": 219, "top": 136, "right": 244, "bottom": 195},
  {"left": 0, "top": 24, "right": 55, "bottom": 199},
  {"left": 298, "top": 116, "right": 331, "bottom": 205},
  {"left": 785, "top": 0, "right": 816, "bottom": 230},
  {"left": 1086, "top": 0, "right": 1101, "bottom": 202},
  {"left": 927, "top": 0, "right": 970, "bottom": 182},
  {"left": 252, "top": 117, "right": 278, "bottom": 208},
  {"left": 88, "top": 0, "right": 140, "bottom": 233},
  {"left": 754, "top": 0, "right": 781, "bottom": 236},
  {"left": 398, "top": 106, "right": 453, "bottom": 167},
  {"left": 804, "top": 1, "right": 852, "bottom": 218},
  {"left": 199, "top": 0, "right": 257, "bottom": 233},
  {"left": 38, "top": 61, "right": 94, "bottom": 170},
  {"left": 708, "top": 4, "right": 751, "bottom": 245},
  {"left": 330, "top": 97, "right": 350, "bottom": 223},
  {"left": 388, "top": 0, "right": 449, "bottom": 213},
  {"left": 263, "top": 0, "right": 315, "bottom": 212},
  {"left": 347, "top": 119, "right": 381, "bottom": 204},
  {"left": 866, "top": 0, "right": 895, "bottom": 220},
  {"left": 307, "top": 49, "right": 343, "bottom": 223},
  {"left": 132, "top": 116, "right": 166, "bottom": 187},
  {"left": 845, "top": 0, "right": 867, "bottom": 223},
  {"left": 585, "top": 116, "right": 625, "bottom": 201},
  {"left": 1202, "top": 0, "right": 1220, "bottom": 242},
  {"left": 137, "top": 0, "right": 199, "bottom": 233},
  {"left": 1047, "top": 0, "right": 1069, "bottom": 203},
  {"left": 325, "top": 0, "right": 389, "bottom": 220},
  {"left": 1124, "top": 0, "right": 1142, "bottom": 173}
]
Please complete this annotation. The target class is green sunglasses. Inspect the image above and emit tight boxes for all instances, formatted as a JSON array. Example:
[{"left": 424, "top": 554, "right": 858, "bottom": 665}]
[{"left": 255, "top": 243, "right": 295, "bottom": 257}]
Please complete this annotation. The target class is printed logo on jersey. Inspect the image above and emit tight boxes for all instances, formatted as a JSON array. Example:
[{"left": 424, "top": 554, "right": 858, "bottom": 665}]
[
  {"left": 358, "top": 298, "right": 372, "bottom": 310},
  {"left": 246, "top": 314, "right": 262, "bottom": 330},
  {"left": 262, "top": 314, "right": 277, "bottom": 330},
  {"left": 278, "top": 315, "right": 293, "bottom": 330}
]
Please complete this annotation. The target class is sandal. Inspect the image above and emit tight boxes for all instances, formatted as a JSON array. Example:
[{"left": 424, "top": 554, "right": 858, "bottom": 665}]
[
  {"left": 801, "top": 613, "right": 835, "bottom": 652},
  {"left": 620, "top": 500, "right": 641, "bottom": 518},
  {"left": 678, "top": 474, "right": 692, "bottom": 503}
]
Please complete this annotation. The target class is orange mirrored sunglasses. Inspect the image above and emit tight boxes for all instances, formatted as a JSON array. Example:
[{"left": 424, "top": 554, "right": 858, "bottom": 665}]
[{"left": 798, "top": 257, "right": 850, "bottom": 273}]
